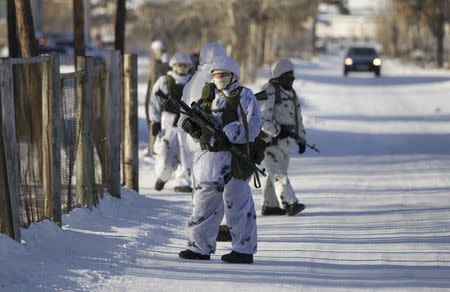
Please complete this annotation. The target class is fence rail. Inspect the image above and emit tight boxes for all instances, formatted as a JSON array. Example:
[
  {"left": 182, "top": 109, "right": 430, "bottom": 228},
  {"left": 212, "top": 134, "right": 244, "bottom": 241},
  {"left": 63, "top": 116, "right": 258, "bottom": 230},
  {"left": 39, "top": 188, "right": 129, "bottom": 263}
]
[{"left": 0, "top": 51, "right": 139, "bottom": 242}]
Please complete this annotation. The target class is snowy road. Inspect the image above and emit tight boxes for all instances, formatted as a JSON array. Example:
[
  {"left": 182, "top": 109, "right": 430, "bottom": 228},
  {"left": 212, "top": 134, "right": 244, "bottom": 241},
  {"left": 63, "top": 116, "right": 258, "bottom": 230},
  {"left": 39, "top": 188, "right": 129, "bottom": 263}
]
[{"left": 1, "top": 54, "right": 449, "bottom": 291}]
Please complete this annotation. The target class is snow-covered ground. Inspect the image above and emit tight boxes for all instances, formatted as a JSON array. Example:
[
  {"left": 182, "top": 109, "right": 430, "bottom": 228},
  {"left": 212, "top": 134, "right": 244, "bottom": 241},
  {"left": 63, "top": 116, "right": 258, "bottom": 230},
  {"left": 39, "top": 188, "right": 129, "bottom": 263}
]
[{"left": 1, "top": 54, "right": 450, "bottom": 291}]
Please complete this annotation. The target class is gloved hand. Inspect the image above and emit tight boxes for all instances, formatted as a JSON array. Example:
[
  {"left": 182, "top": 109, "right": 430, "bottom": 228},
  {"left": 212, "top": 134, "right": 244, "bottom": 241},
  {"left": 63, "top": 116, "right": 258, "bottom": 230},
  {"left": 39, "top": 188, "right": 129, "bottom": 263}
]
[
  {"left": 181, "top": 118, "right": 202, "bottom": 139},
  {"left": 277, "top": 126, "right": 292, "bottom": 140},
  {"left": 297, "top": 142, "right": 306, "bottom": 154},
  {"left": 222, "top": 94, "right": 240, "bottom": 126},
  {"left": 151, "top": 122, "right": 161, "bottom": 136},
  {"left": 201, "top": 82, "right": 216, "bottom": 102},
  {"left": 202, "top": 133, "right": 229, "bottom": 152}
]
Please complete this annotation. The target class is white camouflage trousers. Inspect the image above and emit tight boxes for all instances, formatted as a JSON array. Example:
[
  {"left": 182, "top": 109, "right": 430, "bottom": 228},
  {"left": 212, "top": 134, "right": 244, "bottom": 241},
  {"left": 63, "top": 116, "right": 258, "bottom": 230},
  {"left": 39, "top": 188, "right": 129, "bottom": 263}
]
[
  {"left": 153, "top": 122, "right": 191, "bottom": 187},
  {"left": 185, "top": 150, "right": 258, "bottom": 255},
  {"left": 262, "top": 138, "right": 299, "bottom": 208}
]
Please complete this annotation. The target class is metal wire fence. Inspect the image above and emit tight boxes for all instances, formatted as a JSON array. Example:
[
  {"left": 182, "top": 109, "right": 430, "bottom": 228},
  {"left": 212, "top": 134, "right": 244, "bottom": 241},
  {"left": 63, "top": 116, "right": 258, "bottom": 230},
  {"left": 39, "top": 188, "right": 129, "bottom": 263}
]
[
  {"left": 1, "top": 52, "right": 138, "bottom": 241},
  {"left": 59, "top": 72, "right": 82, "bottom": 213}
]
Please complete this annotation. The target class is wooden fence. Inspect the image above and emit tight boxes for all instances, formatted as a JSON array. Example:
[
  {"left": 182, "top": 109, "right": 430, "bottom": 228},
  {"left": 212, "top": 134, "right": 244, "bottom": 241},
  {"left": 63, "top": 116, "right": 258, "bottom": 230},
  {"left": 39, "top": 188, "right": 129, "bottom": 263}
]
[{"left": 0, "top": 51, "right": 139, "bottom": 242}]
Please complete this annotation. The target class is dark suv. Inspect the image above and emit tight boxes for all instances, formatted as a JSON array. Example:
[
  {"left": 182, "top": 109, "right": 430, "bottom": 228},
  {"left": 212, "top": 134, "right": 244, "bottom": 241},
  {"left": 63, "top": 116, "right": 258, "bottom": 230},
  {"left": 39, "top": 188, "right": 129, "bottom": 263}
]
[{"left": 343, "top": 46, "right": 381, "bottom": 77}]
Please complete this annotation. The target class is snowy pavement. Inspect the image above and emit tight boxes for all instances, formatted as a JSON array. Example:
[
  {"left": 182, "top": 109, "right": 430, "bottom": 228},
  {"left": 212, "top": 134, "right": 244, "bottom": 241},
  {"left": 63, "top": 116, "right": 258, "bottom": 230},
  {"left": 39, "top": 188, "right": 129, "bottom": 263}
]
[{"left": 1, "top": 54, "right": 450, "bottom": 291}]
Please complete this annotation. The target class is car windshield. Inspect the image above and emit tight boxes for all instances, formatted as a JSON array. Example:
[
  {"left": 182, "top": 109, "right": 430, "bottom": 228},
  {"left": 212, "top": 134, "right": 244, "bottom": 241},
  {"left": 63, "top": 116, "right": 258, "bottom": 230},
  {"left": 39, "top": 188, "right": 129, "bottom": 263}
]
[{"left": 349, "top": 48, "right": 376, "bottom": 56}]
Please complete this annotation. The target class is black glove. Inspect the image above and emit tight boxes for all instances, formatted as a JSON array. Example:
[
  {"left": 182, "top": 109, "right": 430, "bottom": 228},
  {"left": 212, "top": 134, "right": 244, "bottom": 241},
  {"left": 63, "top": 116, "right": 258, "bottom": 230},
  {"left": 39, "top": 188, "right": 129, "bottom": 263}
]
[
  {"left": 151, "top": 122, "right": 161, "bottom": 136},
  {"left": 252, "top": 137, "right": 268, "bottom": 164},
  {"left": 277, "top": 126, "right": 292, "bottom": 140},
  {"left": 297, "top": 142, "right": 306, "bottom": 154},
  {"left": 181, "top": 118, "right": 202, "bottom": 139},
  {"left": 201, "top": 82, "right": 216, "bottom": 102}
]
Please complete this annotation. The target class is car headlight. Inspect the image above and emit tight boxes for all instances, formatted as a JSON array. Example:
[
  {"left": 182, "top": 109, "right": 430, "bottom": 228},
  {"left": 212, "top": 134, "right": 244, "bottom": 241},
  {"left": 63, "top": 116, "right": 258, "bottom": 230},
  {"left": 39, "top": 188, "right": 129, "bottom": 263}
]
[
  {"left": 344, "top": 58, "right": 353, "bottom": 66},
  {"left": 373, "top": 58, "right": 381, "bottom": 66}
]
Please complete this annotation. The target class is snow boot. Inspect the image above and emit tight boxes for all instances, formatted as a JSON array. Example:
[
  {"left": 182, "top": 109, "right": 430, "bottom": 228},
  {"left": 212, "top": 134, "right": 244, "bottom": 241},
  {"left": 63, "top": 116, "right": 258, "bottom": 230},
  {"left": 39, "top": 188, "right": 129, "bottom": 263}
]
[
  {"left": 179, "top": 249, "right": 210, "bottom": 260},
  {"left": 284, "top": 202, "right": 305, "bottom": 216},
  {"left": 174, "top": 186, "right": 193, "bottom": 193},
  {"left": 221, "top": 251, "right": 253, "bottom": 264},
  {"left": 261, "top": 206, "right": 287, "bottom": 216},
  {"left": 216, "top": 225, "right": 232, "bottom": 242},
  {"left": 154, "top": 179, "right": 166, "bottom": 191}
]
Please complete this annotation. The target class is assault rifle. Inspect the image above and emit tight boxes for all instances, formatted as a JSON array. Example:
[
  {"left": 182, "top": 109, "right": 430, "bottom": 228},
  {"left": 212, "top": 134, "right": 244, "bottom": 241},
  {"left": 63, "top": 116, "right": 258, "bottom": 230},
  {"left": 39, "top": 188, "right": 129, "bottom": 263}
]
[
  {"left": 286, "top": 131, "right": 320, "bottom": 153},
  {"left": 167, "top": 97, "right": 267, "bottom": 177}
]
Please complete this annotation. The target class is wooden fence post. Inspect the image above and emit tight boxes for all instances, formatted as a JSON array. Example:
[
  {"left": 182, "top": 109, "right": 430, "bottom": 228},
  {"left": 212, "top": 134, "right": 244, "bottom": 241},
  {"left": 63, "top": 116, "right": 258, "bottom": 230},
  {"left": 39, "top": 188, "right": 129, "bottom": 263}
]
[
  {"left": 123, "top": 54, "right": 139, "bottom": 192},
  {"left": 76, "top": 56, "right": 95, "bottom": 208},
  {"left": 43, "top": 53, "right": 62, "bottom": 226},
  {"left": 105, "top": 50, "right": 121, "bottom": 198},
  {"left": 0, "top": 58, "right": 21, "bottom": 241}
]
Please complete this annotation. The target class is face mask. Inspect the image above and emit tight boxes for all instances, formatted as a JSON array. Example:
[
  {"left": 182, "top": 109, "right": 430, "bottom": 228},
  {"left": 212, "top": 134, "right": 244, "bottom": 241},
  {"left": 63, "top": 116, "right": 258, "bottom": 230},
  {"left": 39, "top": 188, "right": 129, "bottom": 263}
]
[
  {"left": 213, "top": 75, "right": 232, "bottom": 90},
  {"left": 173, "top": 64, "right": 190, "bottom": 75},
  {"left": 278, "top": 71, "right": 295, "bottom": 89}
]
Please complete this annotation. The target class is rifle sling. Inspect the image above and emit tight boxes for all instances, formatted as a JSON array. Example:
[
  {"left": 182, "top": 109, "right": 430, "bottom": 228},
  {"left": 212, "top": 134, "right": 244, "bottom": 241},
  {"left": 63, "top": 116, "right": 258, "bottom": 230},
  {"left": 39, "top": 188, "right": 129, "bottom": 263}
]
[{"left": 221, "top": 89, "right": 261, "bottom": 188}]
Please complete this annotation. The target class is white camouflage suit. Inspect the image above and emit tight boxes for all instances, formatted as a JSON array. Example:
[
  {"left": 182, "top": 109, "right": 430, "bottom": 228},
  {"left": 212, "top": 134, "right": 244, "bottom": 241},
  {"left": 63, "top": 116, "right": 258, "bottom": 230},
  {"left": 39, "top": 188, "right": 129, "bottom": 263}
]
[
  {"left": 259, "top": 63, "right": 306, "bottom": 209},
  {"left": 185, "top": 57, "right": 261, "bottom": 256},
  {"left": 180, "top": 42, "right": 228, "bottom": 171},
  {"left": 150, "top": 68, "right": 192, "bottom": 187}
]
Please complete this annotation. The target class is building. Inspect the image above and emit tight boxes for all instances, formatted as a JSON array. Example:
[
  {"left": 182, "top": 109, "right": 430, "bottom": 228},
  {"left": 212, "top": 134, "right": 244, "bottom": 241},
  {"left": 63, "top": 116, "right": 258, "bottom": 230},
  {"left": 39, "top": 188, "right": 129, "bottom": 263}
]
[{"left": 315, "top": 1, "right": 385, "bottom": 53}]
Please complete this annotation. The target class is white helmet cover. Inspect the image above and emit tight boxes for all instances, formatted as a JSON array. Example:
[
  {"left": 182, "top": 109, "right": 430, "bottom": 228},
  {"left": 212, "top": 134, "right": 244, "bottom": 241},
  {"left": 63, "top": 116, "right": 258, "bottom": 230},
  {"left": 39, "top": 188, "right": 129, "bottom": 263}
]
[
  {"left": 271, "top": 58, "right": 294, "bottom": 78},
  {"left": 199, "top": 42, "right": 227, "bottom": 66},
  {"left": 169, "top": 52, "right": 193, "bottom": 67},
  {"left": 150, "top": 40, "right": 165, "bottom": 52},
  {"left": 210, "top": 55, "right": 240, "bottom": 78}
]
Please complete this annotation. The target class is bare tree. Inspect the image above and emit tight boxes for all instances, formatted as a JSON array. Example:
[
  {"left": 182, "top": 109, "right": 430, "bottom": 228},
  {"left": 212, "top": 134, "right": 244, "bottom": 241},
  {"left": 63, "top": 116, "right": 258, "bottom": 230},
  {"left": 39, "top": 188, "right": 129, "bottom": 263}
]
[
  {"left": 7, "top": 0, "right": 20, "bottom": 57},
  {"left": 130, "top": 0, "right": 316, "bottom": 82},
  {"left": 381, "top": 0, "right": 449, "bottom": 67},
  {"left": 422, "top": 0, "right": 447, "bottom": 68},
  {"left": 14, "top": 0, "right": 38, "bottom": 57},
  {"left": 226, "top": 0, "right": 316, "bottom": 81}
]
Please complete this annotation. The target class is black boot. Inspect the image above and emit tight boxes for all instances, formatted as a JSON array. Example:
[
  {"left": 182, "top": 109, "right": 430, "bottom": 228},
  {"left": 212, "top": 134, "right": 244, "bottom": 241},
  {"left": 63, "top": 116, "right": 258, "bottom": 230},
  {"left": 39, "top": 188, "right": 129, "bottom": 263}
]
[
  {"left": 261, "top": 206, "right": 287, "bottom": 216},
  {"left": 174, "top": 186, "right": 193, "bottom": 193},
  {"left": 221, "top": 251, "right": 253, "bottom": 264},
  {"left": 216, "top": 225, "right": 232, "bottom": 242},
  {"left": 179, "top": 249, "right": 210, "bottom": 260},
  {"left": 284, "top": 202, "right": 305, "bottom": 216},
  {"left": 154, "top": 179, "right": 166, "bottom": 191}
]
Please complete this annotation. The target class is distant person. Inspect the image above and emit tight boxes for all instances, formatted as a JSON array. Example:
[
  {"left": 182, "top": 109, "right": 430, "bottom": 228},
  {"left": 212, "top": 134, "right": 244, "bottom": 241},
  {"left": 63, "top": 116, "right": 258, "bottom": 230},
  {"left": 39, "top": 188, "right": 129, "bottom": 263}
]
[
  {"left": 178, "top": 56, "right": 260, "bottom": 263},
  {"left": 257, "top": 59, "right": 306, "bottom": 216},
  {"left": 94, "top": 33, "right": 103, "bottom": 48},
  {"left": 146, "top": 40, "right": 170, "bottom": 156},
  {"left": 149, "top": 52, "right": 193, "bottom": 192},
  {"left": 189, "top": 52, "right": 200, "bottom": 74}
]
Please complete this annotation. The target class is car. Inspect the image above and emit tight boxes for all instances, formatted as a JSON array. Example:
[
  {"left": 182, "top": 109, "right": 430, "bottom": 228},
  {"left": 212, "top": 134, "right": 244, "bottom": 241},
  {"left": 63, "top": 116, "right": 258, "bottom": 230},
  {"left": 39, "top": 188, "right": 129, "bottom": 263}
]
[{"left": 343, "top": 46, "right": 381, "bottom": 77}]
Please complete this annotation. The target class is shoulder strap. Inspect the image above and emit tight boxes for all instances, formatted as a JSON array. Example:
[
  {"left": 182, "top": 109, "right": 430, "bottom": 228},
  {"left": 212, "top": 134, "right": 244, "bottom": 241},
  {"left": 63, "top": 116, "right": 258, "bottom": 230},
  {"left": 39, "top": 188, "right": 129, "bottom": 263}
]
[
  {"left": 165, "top": 74, "right": 176, "bottom": 96},
  {"left": 269, "top": 80, "right": 281, "bottom": 104},
  {"left": 236, "top": 92, "right": 261, "bottom": 188},
  {"left": 292, "top": 90, "right": 299, "bottom": 135}
]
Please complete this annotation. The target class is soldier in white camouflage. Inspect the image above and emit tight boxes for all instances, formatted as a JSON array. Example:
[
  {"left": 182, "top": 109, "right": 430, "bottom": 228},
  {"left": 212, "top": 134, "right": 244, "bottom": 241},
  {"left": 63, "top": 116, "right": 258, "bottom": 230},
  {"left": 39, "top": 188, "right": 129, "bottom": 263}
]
[
  {"left": 178, "top": 56, "right": 261, "bottom": 264},
  {"left": 257, "top": 59, "right": 306, "bottom": 216},
  {"left": 145, "top": 40, "right": 170, "bottom": 156},
  {"left": 149, "top": 52, "right": 193, "bottom": 192}
]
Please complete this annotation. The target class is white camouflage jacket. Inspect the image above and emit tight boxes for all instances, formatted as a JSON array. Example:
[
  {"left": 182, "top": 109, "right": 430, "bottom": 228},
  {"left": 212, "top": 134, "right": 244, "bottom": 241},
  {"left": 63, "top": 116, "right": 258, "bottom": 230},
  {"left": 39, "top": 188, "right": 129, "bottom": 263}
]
[{"left": 259, "top": 82, "right": 306, "bottom": 141}]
